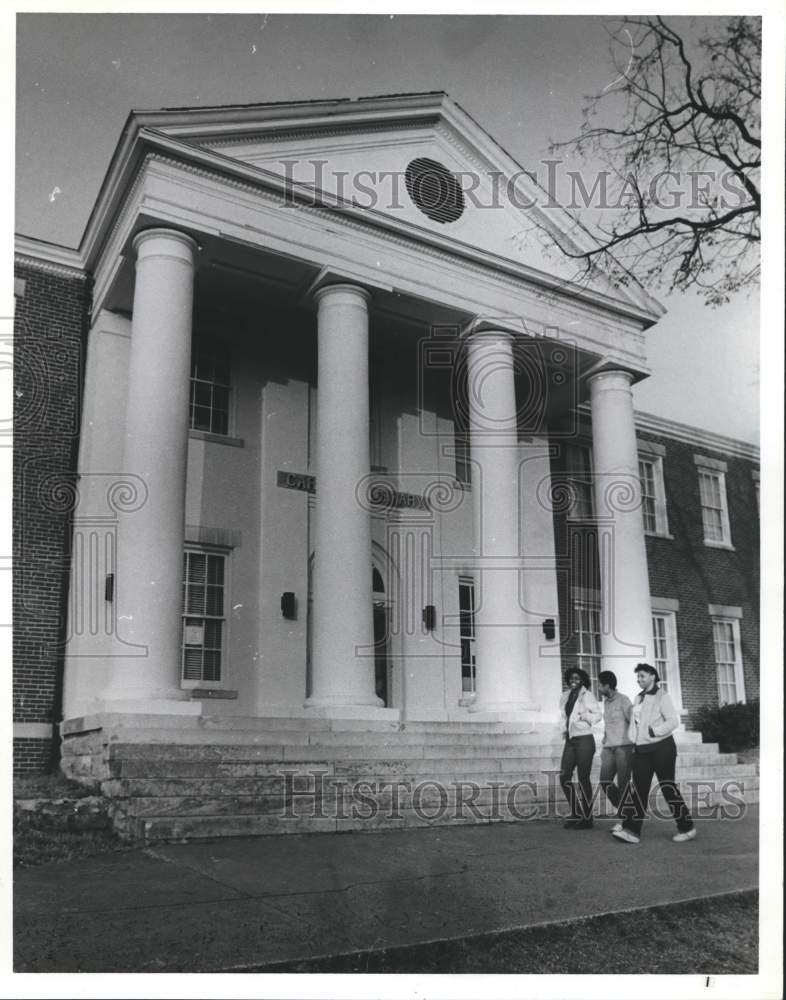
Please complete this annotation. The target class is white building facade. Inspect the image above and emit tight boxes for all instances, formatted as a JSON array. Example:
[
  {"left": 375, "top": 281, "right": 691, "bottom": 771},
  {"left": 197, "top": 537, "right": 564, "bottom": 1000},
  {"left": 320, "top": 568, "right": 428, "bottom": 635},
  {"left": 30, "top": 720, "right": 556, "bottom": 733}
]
[{"left": 60, "top": 92, "right": 668, "bottom": 730}]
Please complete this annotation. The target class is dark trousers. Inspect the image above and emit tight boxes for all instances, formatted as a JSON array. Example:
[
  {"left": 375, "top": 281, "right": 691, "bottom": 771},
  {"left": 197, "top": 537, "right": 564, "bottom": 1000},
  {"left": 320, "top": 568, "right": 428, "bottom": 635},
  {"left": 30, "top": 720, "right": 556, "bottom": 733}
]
[
  {"left": 620, "top": 736, "right": 694, "bottom": 836},
  {"left": 599, "top": 745, "right": 633, "bottom": 814},
  {"left": 560, "top": 735, "right": 596, "bottom": 820}
]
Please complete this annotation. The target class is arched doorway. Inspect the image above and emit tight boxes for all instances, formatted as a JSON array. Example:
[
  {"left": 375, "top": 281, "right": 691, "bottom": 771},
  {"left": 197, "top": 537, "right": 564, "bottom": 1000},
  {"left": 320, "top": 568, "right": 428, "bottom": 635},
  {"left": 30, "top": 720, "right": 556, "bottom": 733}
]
[{"left": 372, "top": 565, "right": 391, "bottom": 706}]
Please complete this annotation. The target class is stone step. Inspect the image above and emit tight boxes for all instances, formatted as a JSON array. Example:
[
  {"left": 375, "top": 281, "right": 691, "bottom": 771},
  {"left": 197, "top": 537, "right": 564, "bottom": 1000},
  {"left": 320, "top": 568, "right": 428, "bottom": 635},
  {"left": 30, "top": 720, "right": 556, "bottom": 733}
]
[
  {"left": 119, "top": 778, "right": 759, "bottom": 819},
  {"left": 104, "top": 740, "right": 727, "bottom": 763},
  {"left": 90, "top": 729, "right": 568, "bottom": 748},
  {"left": 103, "top": 762, "right": 757, "bottom": 801},
  {"left": 109, "top": 750, "right": 741, "bottom": 781},
  {"left": 128, "top": 785, "right": 760, "bottom": 842}
]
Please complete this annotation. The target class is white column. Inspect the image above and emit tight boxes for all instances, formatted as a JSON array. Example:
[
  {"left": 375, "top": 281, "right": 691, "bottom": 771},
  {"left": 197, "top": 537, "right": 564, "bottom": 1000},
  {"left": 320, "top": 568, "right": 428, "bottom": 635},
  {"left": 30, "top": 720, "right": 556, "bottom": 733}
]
[
  {"left": 305, "top": 284, "right": 381, "bottom": 709},
  {"left": 588, "top": 369, "right": 653, "bottom": 697},
  {"left": 100, "top": 228, "right": 199, "bottom": 710},
  {"left": 465, "top": 330, "right": 530, "bottom": 713}
]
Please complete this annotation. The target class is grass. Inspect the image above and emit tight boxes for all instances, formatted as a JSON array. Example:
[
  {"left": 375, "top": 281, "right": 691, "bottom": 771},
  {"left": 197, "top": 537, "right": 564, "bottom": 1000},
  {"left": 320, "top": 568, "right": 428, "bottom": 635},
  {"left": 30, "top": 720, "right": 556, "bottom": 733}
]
[
  {"left": 259, "top": 891, "right": 758, "bottom": 974},
  {"left": 14, "top": 772, "right": 95, "bottom": 800},
  {"left": 13, "top": 819, "right": 132, "bottom": 869},
  {"left": 13, "top": 771, "right": 132, "bottom": 869}
]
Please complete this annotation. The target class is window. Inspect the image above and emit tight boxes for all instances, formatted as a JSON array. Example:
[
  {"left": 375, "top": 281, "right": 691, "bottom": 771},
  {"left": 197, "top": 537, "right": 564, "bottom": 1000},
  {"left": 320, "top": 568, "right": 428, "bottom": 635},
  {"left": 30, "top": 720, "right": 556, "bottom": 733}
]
[
  {"left": 695, "top": 458, "right": 732, "bottom": 546},
  {"left": 182, "top": 549, "right": 227, "bottom": 685},
  {"left": 459, "top": 576, "right": 476, "bottom": 694},
  {"left": 638, "top": 456, "right": 669, "bottom": 535},
  {"left": 651, "top": 611, "right": 682, "bottom": 709},
  {"left": 565, "top": 444, "right": 594, "bottom": 520},
  {"left": 190, "top": 338, "right": 231, "bottom": 435},
  {"left": 573, "top": 600, "right": 601, "bottom": 695},
  {"left": 454, "top": 431, "right": 471, "bottom": 486},
  {"left": 712, "top": 617, "right": 745, "bottom": 706}
]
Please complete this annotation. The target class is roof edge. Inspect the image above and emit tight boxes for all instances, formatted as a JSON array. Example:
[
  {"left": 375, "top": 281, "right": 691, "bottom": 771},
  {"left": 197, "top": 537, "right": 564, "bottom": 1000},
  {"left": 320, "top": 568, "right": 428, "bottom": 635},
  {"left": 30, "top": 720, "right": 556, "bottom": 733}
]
[{"left": 15, "top": 235, "right": 86, "bottom": 277}]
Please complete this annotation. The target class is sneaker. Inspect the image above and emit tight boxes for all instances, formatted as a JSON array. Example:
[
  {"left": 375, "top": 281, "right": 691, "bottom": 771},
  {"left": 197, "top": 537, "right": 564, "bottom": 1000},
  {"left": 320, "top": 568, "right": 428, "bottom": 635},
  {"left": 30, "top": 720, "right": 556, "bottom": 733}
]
[
  {"left": 611, "top": 822, "right": 623, "bottom": 834},
  {"left": 612, "top": 828, "right": 640, "bottom": 844},
  {"left": 673, "top": 828, "right": 697, "bottom": 843}
]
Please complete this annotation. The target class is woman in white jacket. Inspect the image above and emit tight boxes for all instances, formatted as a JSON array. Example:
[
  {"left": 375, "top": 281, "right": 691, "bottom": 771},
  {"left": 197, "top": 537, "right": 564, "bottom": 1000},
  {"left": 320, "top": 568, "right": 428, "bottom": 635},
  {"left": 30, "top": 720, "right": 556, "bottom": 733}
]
[
  {"left": 558, "top": 667, "right": 602, "bottom": 829},
  {"left": 613, "top": 663, "right": 696, "bottom": 845}
]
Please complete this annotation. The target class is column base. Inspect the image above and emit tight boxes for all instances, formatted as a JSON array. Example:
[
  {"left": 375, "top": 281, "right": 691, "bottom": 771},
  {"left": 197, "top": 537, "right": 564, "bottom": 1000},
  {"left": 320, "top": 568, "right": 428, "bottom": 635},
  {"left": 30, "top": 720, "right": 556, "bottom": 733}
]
[
  {"left": 91, "top": 696, "right": 203, "bottom": 716},
  {"left": 303, "top": 704, "right": 401, "bottom": 721},
  {"left": 467, "top": 703, "right": 545, "bottom": 726}
]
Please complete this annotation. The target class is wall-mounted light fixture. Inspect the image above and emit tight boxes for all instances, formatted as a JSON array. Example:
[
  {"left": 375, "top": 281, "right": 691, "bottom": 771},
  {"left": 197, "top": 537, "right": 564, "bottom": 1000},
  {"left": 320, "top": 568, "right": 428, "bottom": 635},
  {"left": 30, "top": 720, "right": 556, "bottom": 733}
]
[
  {"left": 104, "top": 573, "right": 114, "bottom": 603},
  {"left": 281, "top": 592, "right": 296, "bottom": 620},
  {"left": 542, "top": 618, "right": 556, "bottom": 641},
  {"left": 422, "top": 605, "right": 436, "bottom": 631}
]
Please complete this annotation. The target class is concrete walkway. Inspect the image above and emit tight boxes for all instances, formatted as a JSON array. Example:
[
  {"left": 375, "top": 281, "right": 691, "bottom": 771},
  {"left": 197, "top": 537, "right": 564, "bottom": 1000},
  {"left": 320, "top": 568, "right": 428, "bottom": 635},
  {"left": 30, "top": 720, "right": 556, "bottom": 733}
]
[{"left": 14, "top": 807, "right": 759, "bottom": 972}]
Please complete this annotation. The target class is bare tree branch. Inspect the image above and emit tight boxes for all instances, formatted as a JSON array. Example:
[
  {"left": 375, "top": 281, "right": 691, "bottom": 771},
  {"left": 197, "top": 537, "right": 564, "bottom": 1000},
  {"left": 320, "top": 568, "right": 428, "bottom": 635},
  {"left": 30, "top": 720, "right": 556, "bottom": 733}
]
[{"left": 546, "top": 15, "right": 760, "bottom": 306}]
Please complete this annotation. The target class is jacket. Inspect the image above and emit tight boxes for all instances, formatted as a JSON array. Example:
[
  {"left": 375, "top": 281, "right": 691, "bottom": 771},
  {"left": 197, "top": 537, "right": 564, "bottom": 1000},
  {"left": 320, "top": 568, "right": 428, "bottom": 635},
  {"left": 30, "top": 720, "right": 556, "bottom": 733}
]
[
  {"left": 558, "top": 685, "right": 602, "bottom": 739},
  {"left": 628, "top": 687, "right": 679, "bottom": 747}
]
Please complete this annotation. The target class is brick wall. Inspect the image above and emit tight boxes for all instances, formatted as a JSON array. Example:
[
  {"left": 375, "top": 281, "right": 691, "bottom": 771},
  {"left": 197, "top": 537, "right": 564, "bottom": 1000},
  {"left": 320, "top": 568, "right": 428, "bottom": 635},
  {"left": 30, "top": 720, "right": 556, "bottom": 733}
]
[
  {"left": 641, "top": 431, "right": 759, "bottom": 717},
  {"left": 551, "top": 425, "right": 759, "bottom": 721},
  {"left": 13, "top": 737, "right": 54, "bottom": 775},
  {"left": 13, "top": 259, "right": 91, "bottom": 772}
]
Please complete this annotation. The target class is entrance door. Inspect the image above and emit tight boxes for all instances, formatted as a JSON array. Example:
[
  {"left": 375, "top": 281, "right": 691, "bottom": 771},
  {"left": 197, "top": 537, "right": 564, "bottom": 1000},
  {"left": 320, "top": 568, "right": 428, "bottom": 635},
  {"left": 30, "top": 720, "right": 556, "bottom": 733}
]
[{"left": 373, "top": 603, "right": 389, "bottom": 706}]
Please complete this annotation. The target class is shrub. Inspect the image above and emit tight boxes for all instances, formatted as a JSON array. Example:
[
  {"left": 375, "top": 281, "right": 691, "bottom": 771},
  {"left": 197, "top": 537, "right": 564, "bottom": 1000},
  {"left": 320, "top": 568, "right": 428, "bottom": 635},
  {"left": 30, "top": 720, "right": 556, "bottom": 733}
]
[{"left": 691, "top": 699, "right": 759, "bottom": 752}]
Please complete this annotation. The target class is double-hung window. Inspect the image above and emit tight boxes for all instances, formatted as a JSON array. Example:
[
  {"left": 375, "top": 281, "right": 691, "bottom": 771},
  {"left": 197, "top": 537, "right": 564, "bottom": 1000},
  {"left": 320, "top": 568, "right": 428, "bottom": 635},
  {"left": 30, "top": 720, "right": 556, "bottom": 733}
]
[
  {"left": 638, "top": 449, "right": 669, "bottom": 536},
  {"left": 651, "top": 606, "right": 683, "bottom": 709},
  {"left": 565, "top": 444, "right": 594, "bottom": 520},
  {"left": 710, "top": 609, "right": 746, "bottom": 706},
  {"left": 573, "top": 599, "right": 601, "bottom": 696},
  {"left": 190, "top": 338, "right": 231, "bottom": 436},
  {"left": 459, "top": 576, "right": 476, "bottom": 694},
  {"left": 694, "top": 456, "right": 732, "bottom": 546},
  {"left": 182, "top": 549, "right": 227, "bottom": 686}
]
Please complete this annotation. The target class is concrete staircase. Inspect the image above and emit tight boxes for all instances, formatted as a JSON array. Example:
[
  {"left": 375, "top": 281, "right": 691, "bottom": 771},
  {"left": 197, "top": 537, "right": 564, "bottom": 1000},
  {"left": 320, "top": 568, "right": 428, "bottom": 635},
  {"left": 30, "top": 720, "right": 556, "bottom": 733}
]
[{"left": 60, "top": 715, "right": 758, "bottom": 842}]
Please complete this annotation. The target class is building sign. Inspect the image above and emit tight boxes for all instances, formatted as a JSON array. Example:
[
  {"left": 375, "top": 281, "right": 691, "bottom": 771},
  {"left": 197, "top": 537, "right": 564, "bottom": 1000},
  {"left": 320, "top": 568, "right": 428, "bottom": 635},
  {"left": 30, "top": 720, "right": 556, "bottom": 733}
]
[
  {"left": 277, "top": 470, "right": 429, "bottom": 511},
  {"left": 277, "top": 471, "right": 316, "bottom": 494}
]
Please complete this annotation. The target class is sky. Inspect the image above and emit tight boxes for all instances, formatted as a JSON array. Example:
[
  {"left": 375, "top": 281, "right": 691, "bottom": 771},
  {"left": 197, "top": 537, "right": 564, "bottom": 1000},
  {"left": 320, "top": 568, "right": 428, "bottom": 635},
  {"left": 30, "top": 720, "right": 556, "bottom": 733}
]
[{"left": 12, "top": 11, "right": 761, "bottom": 443}]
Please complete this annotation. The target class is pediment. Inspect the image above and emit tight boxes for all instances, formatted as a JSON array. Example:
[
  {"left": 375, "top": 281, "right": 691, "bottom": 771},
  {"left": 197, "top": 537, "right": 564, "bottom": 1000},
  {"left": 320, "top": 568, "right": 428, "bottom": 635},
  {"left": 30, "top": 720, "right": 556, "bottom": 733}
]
[{"left": 138, "top": 93, "right": 661, "bottom": 317}]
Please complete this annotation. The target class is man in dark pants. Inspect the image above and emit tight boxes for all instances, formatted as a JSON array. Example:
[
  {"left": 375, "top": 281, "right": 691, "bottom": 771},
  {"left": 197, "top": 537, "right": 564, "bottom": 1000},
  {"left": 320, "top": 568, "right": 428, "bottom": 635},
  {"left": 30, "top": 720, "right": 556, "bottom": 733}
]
[{"left": 597, "top": 670, "right": 633, "bottom": 833}]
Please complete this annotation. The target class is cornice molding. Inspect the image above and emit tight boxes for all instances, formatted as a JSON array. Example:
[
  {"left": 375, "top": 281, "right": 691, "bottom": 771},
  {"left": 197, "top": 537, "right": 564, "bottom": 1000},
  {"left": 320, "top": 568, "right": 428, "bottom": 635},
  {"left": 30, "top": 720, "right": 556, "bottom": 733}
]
[
  {"left": 140, "top": 144, "right": 659, "bottom": 335},
  {"left": 576, "top": 402, "right": 758, "bottom": 460},
  {"left": 635, "top": 411, "right": 759, "bottom": 462},
  {"left": 14, "top": 236, "right": 87, "bottom": 279}
]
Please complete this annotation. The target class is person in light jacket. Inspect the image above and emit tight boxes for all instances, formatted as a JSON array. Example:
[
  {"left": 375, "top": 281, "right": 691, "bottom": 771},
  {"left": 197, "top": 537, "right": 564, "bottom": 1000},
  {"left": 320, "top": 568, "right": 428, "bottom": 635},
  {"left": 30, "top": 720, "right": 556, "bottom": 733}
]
[
  {"left": 558, "top": 667, "right": 602, "bottom": 829},
  {"left": 613, "top": 663, "right": 696, "bottom": 845}
]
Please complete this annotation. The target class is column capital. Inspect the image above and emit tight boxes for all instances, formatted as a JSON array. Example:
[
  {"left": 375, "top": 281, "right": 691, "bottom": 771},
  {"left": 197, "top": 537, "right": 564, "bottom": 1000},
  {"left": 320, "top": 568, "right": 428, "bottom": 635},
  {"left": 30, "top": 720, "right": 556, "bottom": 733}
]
[
  {"left": 132, "top": 227, "right": 200, "bottom": 262},
  {"left": 313, "top": 282, "right": 372, "bottom": 306},
  {"left": 586, "top": 367, "right": 636, "bottom": 392},
  {"left": 462, "top": 316, "right": 527, "bottom": 341}
]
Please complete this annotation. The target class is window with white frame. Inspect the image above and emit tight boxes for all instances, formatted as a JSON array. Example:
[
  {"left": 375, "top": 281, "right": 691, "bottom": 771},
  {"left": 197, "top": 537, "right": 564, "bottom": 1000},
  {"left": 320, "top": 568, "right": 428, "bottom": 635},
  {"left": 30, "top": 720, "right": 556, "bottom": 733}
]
[
  {"left": 182, "top": 549, "right": 227, "bottom": 685},
  {"left": 565, "top": 444, "right": 594, "bottom": 520},
  {"left": 651, "top": 611, "right": 682, "bottom": 709},
  {"left": 459, "top": 576, "right": 476, "bottom": 694},
  {"left": 190, "top": 338, "right": 231, "bottom": 435},
  {"left": 696, "top": 461, "right": 732, "bottom": 545},
  {"left": 712, "top": 617, "right": 745, "bottom": 706},
  {"left": 638, "top": 455, "right": 669, "bottom": 535},
  {"left": 573, "top": 600, "right": 601, "bottom": 695}
]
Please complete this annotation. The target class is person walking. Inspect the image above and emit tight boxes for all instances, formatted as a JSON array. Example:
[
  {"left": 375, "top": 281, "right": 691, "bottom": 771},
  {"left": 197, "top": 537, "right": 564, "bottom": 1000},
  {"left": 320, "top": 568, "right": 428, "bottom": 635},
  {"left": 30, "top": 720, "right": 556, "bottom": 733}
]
[
  {"left": 613, "top": 663, "right": 696, "bottom": 845},
  {"left": 558, "top": 667, "right": 602, "bottom": 829},
  {"left": 597, "top": 670, "right": 633, "bottom": 833}
]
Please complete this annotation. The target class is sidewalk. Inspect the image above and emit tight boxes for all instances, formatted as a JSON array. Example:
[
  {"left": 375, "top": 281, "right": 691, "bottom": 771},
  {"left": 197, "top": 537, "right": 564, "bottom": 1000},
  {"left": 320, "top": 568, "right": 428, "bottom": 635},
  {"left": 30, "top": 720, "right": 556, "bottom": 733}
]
[{"left": 14, "top": 806, "right": 759, "bottom": 972}]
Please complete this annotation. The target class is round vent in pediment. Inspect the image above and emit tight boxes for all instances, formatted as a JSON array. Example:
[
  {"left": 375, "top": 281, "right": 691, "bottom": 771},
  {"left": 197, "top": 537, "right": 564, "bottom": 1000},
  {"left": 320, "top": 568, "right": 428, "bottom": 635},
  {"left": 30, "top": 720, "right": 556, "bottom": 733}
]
[{"left": 404, "top": 157, "right": 465, "bottom": 224}]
